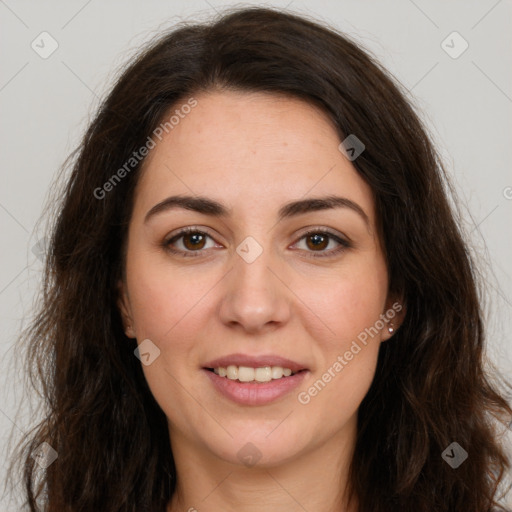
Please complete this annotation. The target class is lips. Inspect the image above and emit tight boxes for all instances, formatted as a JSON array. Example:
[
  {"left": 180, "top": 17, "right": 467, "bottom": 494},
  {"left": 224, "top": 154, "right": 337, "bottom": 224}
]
[
  {"left": 203, "top": 353, "right": 308, "bottom": 373},
  {"left": 203, "top": 367, "right": 309, "bottom": 405}
]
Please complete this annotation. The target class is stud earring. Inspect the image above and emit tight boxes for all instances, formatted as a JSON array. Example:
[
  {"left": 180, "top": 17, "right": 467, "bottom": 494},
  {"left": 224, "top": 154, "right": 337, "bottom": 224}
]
[{"left": 388, "top": 324, "right": 394, "bottom": 335}]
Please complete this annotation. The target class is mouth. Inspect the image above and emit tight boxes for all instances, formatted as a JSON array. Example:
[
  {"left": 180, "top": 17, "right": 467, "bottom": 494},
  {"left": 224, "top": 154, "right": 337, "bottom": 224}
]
[
  {"left": 202, "top": 353, "right": 309, "bottom": 382},
  {"left": 201, "top": 354, "right": 310, "bottom": 406}
]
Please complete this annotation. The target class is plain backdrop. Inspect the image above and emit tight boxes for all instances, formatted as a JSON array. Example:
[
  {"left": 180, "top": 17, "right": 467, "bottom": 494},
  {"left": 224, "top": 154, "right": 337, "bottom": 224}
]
[{"left": 1, "top": 0, "right": 511, "bottom": 509}]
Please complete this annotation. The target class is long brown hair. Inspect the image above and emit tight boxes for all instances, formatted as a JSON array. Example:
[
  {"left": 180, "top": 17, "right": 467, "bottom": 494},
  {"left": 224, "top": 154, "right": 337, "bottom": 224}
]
[{"left": 6, "top": 6, "right": 511, "bottom": 511}]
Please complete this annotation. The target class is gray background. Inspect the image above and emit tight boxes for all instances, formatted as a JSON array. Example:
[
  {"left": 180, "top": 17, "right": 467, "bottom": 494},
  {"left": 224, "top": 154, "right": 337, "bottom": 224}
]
[{"left": 1, "top": 0, "right": 511, "bottom": 509}]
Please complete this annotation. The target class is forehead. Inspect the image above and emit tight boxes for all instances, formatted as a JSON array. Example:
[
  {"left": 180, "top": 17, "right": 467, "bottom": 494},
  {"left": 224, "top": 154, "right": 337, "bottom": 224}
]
[{"left": 133, "top": 90, "right": 376, "bottom": 226}]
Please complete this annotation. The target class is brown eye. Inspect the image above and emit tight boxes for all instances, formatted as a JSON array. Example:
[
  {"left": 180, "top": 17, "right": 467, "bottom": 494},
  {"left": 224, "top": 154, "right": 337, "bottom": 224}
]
[
  {"left": 163, "top": 227, "right": 219, "bottom": 258},
  {"left": 182, "top": 232, "right": 207, "bottom": 250},
  {"left": 294, "top": 229, "right": 351, "bottom": 259},
  {"left": 305, "top": 233, "right": 329, "bottom": 251}
]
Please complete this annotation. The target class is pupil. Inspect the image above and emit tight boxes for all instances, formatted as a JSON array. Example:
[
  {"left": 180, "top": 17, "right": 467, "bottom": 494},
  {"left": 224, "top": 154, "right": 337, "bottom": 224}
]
[
  {"left": 185, "top": 233, "right": 204, "bottom": 249},
  {"left": 308, "top": 233, "right": 327, "bottom": 250}
]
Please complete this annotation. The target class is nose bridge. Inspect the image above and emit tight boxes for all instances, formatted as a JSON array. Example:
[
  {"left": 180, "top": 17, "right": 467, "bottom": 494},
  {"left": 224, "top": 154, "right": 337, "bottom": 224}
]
[{"left": 219, "top": 234, "right": 290, "bottom": 331}]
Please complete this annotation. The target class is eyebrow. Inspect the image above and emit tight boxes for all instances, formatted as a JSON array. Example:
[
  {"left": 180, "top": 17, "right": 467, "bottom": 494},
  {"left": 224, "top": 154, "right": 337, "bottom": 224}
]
[{"left": 144, "top": 194, "right": 369, "bottom": 226}]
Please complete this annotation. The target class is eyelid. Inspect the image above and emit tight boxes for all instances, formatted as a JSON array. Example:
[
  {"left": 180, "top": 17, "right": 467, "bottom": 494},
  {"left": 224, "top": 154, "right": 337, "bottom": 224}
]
[
  {"left": 294, "top": 225, "right": 349, "bottom": 241},
  {"left": 164, "top": 225, "right": 217, "bottom": 242},
  {"left": 163, "top": 226, "right": 221, "bottom": 258},
  {"left": 291, "top": 227, "right": 351, "bottom": 258}
]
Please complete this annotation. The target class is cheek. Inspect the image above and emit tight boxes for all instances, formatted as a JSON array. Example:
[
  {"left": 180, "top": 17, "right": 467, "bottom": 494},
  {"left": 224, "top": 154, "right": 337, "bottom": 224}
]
[
  {"left": 125, "top": 248, "right": 213, "bottom": 339},
  {"left": 295, "top": 255, "right": 388, "bottom": 348},
  {"left": 125, "top": 254, "right": 210, "bottom": 411},
  {"left": 293, "top": 257, "right": 387, "bottom": 416},
  {"left": 297, "top": 343, "right": 379, "bottom": 441},
  {"left": 124, "top": 251, "right": 221, "bottom": 399},
  {"left": 295, "top": 294, "right": 384, "bottom": 436}
]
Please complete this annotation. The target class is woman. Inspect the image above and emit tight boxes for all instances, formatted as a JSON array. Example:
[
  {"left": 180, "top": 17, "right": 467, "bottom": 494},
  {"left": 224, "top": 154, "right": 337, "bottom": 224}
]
[{"left": 7, "top": 6, "right": 511, "bottom": 511}]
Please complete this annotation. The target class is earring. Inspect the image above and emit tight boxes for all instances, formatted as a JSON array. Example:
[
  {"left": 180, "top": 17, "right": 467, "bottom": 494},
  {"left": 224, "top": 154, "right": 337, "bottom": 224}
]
[{"left": 388, "top": 324, "right": 394, "bottom": 335}]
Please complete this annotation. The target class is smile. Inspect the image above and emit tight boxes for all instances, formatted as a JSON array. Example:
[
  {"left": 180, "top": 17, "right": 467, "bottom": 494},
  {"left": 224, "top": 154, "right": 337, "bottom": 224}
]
[
  {"left": 209, "top": 365, "right": 297, "bottom": 382},
  {"left": 203, "top": 368, "right": 309, "bottom": 406}
]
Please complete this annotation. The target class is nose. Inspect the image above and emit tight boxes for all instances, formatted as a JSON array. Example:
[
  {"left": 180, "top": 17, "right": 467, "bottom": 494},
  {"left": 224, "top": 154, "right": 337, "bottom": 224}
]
[{"left": 218, "top": 239, "right": 292, "bottom": 334}]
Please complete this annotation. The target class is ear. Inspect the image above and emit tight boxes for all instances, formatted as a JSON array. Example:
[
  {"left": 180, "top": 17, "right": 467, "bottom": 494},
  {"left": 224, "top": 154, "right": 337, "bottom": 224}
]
[
  {"left": 117, "top": 279, "right": 136, "bottom": 338},
  {"left": 380, "top": 297, "right": 406, "bottom": 342}
]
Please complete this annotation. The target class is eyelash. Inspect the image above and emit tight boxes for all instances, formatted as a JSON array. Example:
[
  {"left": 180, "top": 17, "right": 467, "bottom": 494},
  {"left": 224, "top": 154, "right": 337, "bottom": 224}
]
[{"left": 162, "top": 226, "right": 351, "bottom": 259}]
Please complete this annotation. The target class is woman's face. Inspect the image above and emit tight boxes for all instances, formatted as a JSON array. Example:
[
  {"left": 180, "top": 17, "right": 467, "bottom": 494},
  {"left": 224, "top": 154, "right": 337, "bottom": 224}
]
[{"left": 119, "top": 90, "right": 400, "bottom": 468}]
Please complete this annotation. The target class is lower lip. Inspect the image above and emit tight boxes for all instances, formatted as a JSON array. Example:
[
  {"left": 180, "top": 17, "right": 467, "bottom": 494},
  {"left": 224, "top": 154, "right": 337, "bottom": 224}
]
[{"left": 203, "top": 369, "right": 309, "bottom": 406}]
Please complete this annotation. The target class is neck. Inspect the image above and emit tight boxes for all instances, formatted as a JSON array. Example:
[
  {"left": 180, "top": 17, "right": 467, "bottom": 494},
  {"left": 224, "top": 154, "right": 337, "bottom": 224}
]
[{"left": 166, "top": 418, "right": 359, "bottom": 512}]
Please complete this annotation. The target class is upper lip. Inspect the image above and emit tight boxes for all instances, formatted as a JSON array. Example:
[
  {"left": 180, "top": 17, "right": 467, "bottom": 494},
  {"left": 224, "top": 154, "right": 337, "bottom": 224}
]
[{"left": 203, "top": 353, "right": 308, "bottom": 373}]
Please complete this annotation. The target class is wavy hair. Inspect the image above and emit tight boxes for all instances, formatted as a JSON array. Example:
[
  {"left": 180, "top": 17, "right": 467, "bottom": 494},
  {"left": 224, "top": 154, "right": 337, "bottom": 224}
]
[{"left": 6, "top": 6, "right": 512, "bottom": 511}]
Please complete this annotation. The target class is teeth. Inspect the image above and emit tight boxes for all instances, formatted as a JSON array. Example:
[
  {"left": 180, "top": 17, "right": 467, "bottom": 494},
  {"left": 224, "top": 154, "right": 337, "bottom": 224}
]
[
  {"left": 226, "top": 365, "right": 238, "bottom": 380},
  {"left": 238, "top": 366, "right": 255, "bottom": 382},
  {"left": 271, "top": 366, "right": 283, "bottom": 379},
  {"left": 213, "top": 365, "right": 297, "bottom": 382},
  {"left": 255, "top": 367, "right": 272, "bottom": 382}
]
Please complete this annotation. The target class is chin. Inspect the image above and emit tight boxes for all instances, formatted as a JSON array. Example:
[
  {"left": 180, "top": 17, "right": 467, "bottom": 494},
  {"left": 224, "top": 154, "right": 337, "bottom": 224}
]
[{"left": 205, "top": 429, "right": 306, "bottom": 468}]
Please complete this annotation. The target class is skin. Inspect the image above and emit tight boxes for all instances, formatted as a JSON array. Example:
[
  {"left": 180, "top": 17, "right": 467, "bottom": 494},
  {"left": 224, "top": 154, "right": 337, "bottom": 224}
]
[{"left": 118, "top": 90, "right": 404, "bottom": 512}]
